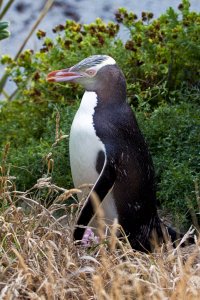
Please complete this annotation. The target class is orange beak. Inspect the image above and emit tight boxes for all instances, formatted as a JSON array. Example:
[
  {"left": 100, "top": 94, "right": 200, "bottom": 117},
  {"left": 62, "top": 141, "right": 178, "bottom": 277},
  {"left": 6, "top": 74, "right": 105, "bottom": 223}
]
[{"left": 46, "top": 68, "right": 83, "bottom": 82}]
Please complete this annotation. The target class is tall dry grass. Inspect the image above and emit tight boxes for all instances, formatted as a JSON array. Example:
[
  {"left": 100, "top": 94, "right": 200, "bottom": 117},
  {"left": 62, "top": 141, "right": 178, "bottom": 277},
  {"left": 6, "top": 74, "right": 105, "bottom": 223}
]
[{"left": 0, "top": 170, "right": 200, "bottom": 299}]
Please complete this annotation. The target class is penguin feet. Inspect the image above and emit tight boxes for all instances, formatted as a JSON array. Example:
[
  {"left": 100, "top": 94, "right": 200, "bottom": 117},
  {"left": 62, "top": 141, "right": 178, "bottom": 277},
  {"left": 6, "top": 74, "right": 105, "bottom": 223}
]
[{"left": 165, "top": 225, "right": 195, "bottom": 247}]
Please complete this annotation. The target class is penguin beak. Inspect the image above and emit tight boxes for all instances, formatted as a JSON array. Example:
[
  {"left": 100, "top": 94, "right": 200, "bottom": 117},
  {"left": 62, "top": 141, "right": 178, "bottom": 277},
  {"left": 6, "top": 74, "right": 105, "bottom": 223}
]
[{"left": 46, "top": 68, "right": 83, "bottom": 82}]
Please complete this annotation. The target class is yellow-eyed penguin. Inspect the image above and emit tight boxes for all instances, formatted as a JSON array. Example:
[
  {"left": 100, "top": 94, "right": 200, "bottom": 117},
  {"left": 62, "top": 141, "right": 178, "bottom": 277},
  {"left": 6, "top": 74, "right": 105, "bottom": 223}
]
[{"left": 47, "top": 55, "right": 190, "bottom": 251}]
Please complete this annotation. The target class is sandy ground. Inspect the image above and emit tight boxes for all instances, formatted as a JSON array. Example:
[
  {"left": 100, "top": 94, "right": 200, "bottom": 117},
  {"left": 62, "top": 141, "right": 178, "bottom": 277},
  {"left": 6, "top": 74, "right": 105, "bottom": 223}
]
[{"left": 0, "top": 0, "right": 200, "bottom": 95}]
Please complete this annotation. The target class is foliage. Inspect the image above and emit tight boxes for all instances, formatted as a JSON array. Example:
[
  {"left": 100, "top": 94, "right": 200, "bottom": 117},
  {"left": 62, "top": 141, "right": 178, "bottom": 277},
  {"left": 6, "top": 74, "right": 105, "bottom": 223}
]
[
  {"left": 137, "top": 99, "right": 200, "bottom": 228},
  {"left": 0, "top": 100, "right": 77, "bottom": 190},
  {"left": 118, "top": 0, "right": 200, "bottom": 96},
  {"left": 0, "top": 0, "right": 199, "bottom": 227},
  {"left": 0, "top": 21, "right": 10, "bottom": 40}
]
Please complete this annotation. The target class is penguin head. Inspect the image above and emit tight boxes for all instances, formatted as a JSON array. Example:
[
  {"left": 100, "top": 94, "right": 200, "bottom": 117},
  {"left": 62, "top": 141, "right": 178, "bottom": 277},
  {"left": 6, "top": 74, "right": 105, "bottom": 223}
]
[{"left": 47, "top": 55, "right": 125, "bottom": 92}]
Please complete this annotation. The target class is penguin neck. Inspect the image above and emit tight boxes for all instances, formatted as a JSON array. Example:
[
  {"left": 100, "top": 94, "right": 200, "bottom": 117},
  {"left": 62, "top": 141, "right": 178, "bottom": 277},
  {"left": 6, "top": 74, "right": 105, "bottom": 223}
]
[
  {"left": 79, "top": 91, "right": 98, "bottom": 114},
  {"left": 95, "top": 81, "right": 126, "bottom": 106},
  {"left": 80, "top": 87, "right": 126, "bottom": 115}
]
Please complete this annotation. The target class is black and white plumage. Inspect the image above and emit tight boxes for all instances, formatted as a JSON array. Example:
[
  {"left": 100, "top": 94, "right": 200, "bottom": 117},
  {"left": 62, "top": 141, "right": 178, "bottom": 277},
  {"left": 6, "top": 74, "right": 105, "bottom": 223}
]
[{"left": 47, "top": 55, "right": 186, "bottom": 251}]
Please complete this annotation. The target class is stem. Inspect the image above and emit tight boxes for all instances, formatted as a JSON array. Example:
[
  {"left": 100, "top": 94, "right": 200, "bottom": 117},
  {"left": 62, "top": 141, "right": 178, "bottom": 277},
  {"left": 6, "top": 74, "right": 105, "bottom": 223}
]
[
  {"left": 0, "top": 72, "right": 8, "bottom": 94},
  {"left": 0, "top": 0, "right": 54, "bottom": 95},
  {"left": 0, "top": 0, "right": 3, "bottom": 11},
  {"left": 0, "top": 0, "right": 14, "bottom": 20},
  {"left": 14, "top": 0, "right": 54, "bottom": 60},
  {"left": 7, "top": 87, "right": 18, "bottom": 101},
  {"left": 2, "top": 88, "right": 9, "bottom": 99}
]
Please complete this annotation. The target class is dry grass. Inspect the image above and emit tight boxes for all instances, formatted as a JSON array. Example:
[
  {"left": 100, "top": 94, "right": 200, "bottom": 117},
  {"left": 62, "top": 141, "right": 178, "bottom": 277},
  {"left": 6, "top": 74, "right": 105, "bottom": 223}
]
[{"left": 0, "top": 174, "right": 200, "bottom": 300}]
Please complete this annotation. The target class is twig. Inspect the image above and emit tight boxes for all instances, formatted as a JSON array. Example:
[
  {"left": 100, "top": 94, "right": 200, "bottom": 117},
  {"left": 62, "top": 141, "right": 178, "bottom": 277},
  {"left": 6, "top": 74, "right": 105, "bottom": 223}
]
[
  {"left": 1, "top": 88, "right": 9, "bottom": 99},
  {"left": 0, "top": 0, "right": 14, "bottom": 20},
  {"left": 14, "top": 0, "right": 54, "bottom": 60},
  {"left": 18, "top": 195, "right": 57, "bottom": 222},
  {"left": 0, "top": 0, "right": 54, "bottom": 94}
]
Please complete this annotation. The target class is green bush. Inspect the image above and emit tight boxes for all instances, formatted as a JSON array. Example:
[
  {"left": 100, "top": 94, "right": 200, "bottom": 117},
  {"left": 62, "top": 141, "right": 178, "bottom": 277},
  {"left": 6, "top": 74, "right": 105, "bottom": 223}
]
[
  {"left": 137, "top": 99, "right": 200, "bottom": 228},
  {"left": 0, "top": 0, "right": 199, "bottom": 227},
  {"left": 0, "top": 100, "right": 77, "bottom": 190}
]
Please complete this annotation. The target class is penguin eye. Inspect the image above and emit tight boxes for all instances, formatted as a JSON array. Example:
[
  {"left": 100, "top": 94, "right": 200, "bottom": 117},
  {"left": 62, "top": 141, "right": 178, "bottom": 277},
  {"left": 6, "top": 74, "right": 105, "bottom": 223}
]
[{"left": 85, "top": 69, "right": 96, "bottom": 77}]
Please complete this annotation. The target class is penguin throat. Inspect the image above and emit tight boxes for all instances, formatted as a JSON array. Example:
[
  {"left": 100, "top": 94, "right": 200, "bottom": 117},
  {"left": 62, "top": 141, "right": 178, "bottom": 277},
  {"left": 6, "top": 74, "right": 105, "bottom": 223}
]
[
  {"left": 95, "top": 84, "right": 126, "bottom": 105},
  {"left": 79, "top": 91, "right": 98, "bottom": 113}
]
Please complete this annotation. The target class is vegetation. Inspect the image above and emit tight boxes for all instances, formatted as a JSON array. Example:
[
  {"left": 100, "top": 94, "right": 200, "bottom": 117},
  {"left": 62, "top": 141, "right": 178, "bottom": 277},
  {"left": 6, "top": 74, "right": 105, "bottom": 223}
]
[
  {"left": 1, "top": 0, "right": 199, "bottom": 228},
  {"left": 0, "top": 0, "right": 200, "bottom": 298},
  {"left": 0, "top": 21, "right": 10, "bottom": 40}
]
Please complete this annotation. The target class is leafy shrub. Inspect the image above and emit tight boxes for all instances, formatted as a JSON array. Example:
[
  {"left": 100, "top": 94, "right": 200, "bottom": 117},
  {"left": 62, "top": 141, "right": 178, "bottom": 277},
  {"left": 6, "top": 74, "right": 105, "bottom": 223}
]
[
  {"left": 0, "top": 100, "right": 77, "bottom": 190},
  {"left": 118, "top": 0, "right": 200, "bottom": 95},
  {"left": 0, "top": 0, "right": 199, "bottom": 227},
  {"left": 137, "top": 99, "right": 200, "bottom": 228}
]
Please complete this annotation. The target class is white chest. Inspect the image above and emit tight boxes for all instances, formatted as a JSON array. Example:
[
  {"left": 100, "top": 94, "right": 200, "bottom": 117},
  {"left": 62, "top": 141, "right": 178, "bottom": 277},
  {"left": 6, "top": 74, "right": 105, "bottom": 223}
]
[{"left": 69, "top": 91, "right": 106, "bottom": 188}]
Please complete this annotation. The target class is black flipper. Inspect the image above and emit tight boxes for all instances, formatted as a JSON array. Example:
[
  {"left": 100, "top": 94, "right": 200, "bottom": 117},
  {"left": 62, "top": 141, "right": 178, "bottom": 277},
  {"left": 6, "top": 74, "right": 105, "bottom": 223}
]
[{"left": 73, "top": 156, "right": 117, "bottom": 241}]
